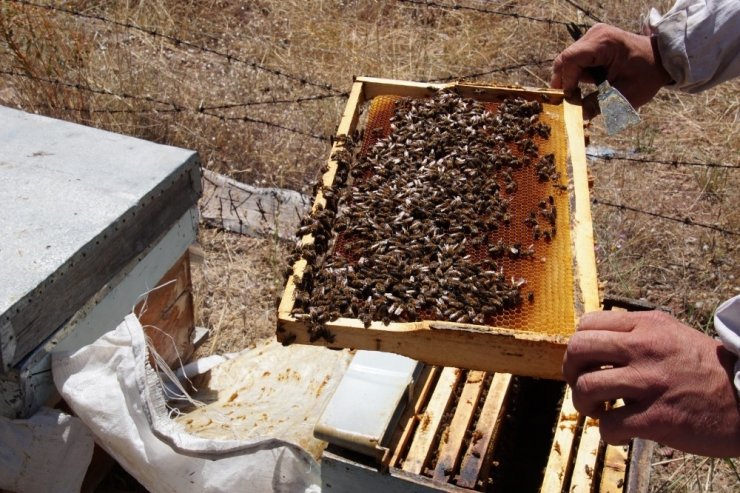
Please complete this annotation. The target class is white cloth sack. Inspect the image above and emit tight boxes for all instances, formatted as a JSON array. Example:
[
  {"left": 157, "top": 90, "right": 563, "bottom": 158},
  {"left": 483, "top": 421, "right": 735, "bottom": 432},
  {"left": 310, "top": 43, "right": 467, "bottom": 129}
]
[
  {"left": 0, "top": 407, "right": 94, "bottom": 493},
  {"left": 52, "top": 314, "right": 349, "bottom": 493},
  {"left": 646, "top": 0, "right": 740, "bottom": 92}
]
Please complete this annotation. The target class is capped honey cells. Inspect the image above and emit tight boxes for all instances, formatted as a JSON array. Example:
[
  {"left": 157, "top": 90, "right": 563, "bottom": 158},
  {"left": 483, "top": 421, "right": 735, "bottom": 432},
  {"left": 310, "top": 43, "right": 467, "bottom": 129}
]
[{"left": 287, "top": 88, "right": 575, "bottom": 342}]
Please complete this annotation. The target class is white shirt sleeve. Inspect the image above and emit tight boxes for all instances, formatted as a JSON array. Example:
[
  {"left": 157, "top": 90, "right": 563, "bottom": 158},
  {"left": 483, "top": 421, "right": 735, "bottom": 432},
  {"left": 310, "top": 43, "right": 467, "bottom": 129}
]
[
  {"left": 645, "top": 0, "right": 740, "bottom": 93},
  {"left": 714, "top": 295, "right": 740, "bottom": 394}
]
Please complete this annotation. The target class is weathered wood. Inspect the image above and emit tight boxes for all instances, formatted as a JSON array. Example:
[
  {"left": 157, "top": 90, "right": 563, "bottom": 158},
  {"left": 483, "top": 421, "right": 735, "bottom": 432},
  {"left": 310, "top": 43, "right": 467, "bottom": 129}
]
[
  {"left": 456, "top": 372, "right": 511, "bottom": 489},
  {"left": 570, "top": 416, "right": 602, "bottom": 493},
  {"left": 402, "top": 367, "right": 462, "bottom": 475},
  {"left": 541, "top": 387, "right": 583, "bottom": 492},
  {"left": 386, "top": 365, "right": 441, "bottom": 469},
  {"left": 357, "top": 76, "right": 564, "bottom": 102},
  {"left": 3, "top": 161, "right": 200, "bottom": 370},
  {"left": 432, "top": 370, "right": 486, "bottom": 482},
  {"left": 136, "top": 252, "right": 195, "bottom": 369},
  {"left": 564, "top": 98, "right": 600, "bottom": 317},
  {"left": 625, "top": 439, "right": 655, "bottom": 493},
  {"left": 600, "top": 444, "right": 629, "bottom": 493},
  {"left": 278, "top": 318, "right": 568, "bottom": 381},
  {"left": 0, "top": 107, "right": 201, "bottom": 370},
  {"left": 199, "top": 169, "right": 310, "bottom": 241}
]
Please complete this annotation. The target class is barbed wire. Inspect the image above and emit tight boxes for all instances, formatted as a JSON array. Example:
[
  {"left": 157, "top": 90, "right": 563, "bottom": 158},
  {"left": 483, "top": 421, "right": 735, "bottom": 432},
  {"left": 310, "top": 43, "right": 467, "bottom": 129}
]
[
  {"left": 587, "top": 153, "right": 739, "bottom": 170},
  {"left": 3, "top": 56, "right": 735, "bottom": 236},
  {"left": 198, "top": 109, "right": 330, "bottom": 141},
  {"left": 561, "top": 0, "right": 602, "bottom": 23},
  {"left": 22, "top": 102, "right": 332, "bottom": 142},
  {"left": 1, "top": 69, "right": 332, "bottom": 141},
  {"left": 199, "top": 92, "right": 347, "bottom": 111},
  {"left": 0, "top": 68, "right": 179, "bottom": 109},
  {"left": 1, "top": 68, "right": 348, "bottom": 111},
  {"left": 424, "top": 58, "right": 554, "bottom": 82},
  {"left": 24, "top": 105, "right": 180, "bottom": 116},
  {"left": 398, "top": 0, "right": 591, "bottom": 28},
  {"left": 593, "top": 198, "right": 738, "bottom": 236},
  {"left": 7, "top": 0, "right": 343, "bottom": 96}
]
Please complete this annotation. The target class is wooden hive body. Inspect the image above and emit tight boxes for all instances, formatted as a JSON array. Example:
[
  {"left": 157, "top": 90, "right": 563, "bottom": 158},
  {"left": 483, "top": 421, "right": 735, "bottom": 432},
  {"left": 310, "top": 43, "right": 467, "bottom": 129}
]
[
  {"left": 0, "top": 106, "right": 201, "bottom": 417},
  {"left": 318, "top": 301, "right": 655, "bottom": 491}
]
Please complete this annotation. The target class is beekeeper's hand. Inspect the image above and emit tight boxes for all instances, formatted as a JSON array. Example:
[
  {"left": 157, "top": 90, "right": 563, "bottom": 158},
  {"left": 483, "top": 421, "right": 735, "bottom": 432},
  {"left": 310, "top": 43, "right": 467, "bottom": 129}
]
[
  {"left": 551, "top": 23, "right": 672, "bottom": 119},
  {"left": 563, "top": 310, "right": 740, "bottom": 457}
]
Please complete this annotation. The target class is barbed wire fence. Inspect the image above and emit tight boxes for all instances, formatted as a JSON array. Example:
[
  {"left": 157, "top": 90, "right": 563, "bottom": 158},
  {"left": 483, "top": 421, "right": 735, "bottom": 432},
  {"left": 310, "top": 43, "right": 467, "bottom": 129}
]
[
  {"left": 587, "top": 153, "right": 739, "bottom": 170},
  {"left": 1, "top": 0, "right": 737, "bottom": 238},
  {"left": 6, "top": 0, "right": 344, "bottom": 95},
  {"left": 592, "top": 199, "right": 739, "bottom": 237},
  {"left": 397, "top": 0, "right": 592, "bottom": 28}
]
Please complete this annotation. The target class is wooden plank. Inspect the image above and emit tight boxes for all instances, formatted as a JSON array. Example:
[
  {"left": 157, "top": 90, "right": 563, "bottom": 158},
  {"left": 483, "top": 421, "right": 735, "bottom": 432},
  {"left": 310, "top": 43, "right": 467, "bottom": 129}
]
[
  {"left": 541, "top": 387, "right": 583, "bottom": 492},
  {"left": 402, "top": 367, "right": 462, "bottom": 475},
  {"left": 625, "top": 439, "right": 654, "bottom": 493},
  {"left": 278, "top": 318, "right": 568, "bottom": 381},
  {"left": 312, "top": 80, "right": 365, "bottom": 213},
  {"left": 199, "top": 169, "right": 310, "bottom": 241},
  {"left": 136, "top": 251, "right": 195, "bottom": 369},
  {"left": 570, "top": 416, "right": 603, "bottom": 493},
  {"left": 386, "top": 365, "right": 441, "bottom": 468},
  {"left": 456, "top": 372, "right": 512, "bottom": 489},
  {"left": 357, "top": 76, "right": 564, "bottom": 102},
  {"left": 564, "top": 98, "right": 600, "bottom": 316},
  {"left": 277, "top": 82, "right": 364, "bottom": 321},
  {"left": 600, "top": 444, "right": 628, "bottom": 493},
  {"left": 432, "top": 370, "right": 487, "bottom": 482},
  {"left": 339, "top": 80, "right": 365, "bottom": 135}
]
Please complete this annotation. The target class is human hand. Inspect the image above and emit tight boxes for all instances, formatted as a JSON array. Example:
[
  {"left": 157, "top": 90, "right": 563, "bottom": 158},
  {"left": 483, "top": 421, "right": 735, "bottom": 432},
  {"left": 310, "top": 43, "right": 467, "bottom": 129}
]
[
  {"left": 551, "top": 23, "right": 672, "bottom": 119},
  {"left": 563, "top": 310, "right": 740, "bottom": 457}
]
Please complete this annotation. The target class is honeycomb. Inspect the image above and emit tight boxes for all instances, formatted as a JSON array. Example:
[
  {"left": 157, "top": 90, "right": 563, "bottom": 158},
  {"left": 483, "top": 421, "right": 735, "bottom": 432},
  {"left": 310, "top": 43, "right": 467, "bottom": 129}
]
[{"left": 334, "top": 93, "right": 575, "bottom": 336}]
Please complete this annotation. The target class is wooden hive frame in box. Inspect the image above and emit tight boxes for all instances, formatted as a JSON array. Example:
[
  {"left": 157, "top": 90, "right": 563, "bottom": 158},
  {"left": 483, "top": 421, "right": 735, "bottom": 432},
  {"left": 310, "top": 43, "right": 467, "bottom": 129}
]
[
  {"left": 321, "top": 367, "right": 647, "bottom": 492},
  {"left": 277, "top": 76, "right": 598, "bottom": 380}
]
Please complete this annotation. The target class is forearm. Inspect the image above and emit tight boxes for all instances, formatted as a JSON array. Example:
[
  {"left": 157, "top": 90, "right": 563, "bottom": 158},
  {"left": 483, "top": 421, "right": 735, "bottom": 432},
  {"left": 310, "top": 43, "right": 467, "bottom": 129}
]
[{"left": 645, "top": 0, "right": 740, "bottom": 92}]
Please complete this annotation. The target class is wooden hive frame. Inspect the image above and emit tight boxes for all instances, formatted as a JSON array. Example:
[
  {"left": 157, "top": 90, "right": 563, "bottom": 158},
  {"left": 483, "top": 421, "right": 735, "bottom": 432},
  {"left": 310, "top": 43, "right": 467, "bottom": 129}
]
[
  {"left": 322, "top": 304, "right": 654, "bottom": 493},
  {"left": 322, "top": 366, "right": 646, "bottom": 492},
  {"left": 277, "top": 76, "right": 598, "bottom": 381}
]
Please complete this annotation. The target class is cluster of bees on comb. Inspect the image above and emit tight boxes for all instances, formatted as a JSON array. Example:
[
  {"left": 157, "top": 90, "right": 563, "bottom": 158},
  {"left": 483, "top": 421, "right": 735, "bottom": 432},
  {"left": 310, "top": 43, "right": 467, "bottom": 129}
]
[{"left": 287, "top": 88, "right": 564, "bottom": 342}]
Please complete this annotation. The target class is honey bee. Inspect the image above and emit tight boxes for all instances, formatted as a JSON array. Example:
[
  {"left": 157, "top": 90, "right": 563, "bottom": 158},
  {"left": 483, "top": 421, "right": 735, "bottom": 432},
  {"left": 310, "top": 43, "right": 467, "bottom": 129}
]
[{"left": 288, "top": 89, "right": 550, "bottom": 331}]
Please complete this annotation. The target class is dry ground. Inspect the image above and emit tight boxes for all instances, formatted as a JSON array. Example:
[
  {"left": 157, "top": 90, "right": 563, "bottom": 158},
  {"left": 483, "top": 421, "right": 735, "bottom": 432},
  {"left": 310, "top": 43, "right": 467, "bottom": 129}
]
[{"left": 1, "top": 0, "right": 737, "bottom": 491}]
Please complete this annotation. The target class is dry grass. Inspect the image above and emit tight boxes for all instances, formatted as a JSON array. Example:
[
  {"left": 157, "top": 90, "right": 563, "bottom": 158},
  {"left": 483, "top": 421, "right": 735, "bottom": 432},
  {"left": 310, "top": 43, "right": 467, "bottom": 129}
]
[
  {"left": 1, "top": 0, "right": 738, "bottom": 489},
  {"left": 191, "top": 228, "right": 287, "bottom": 357}
]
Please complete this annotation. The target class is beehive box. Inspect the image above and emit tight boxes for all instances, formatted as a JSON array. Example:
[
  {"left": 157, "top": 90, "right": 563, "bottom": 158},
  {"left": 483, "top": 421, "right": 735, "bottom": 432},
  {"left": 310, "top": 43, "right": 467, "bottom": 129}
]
[
  {"left": 321, "top": 369, "right": 645, "bottom": 493},
  {"left": 0, "top": 105, "right": 200, "bottom": 417},
  {"left": 277, "top": 77, "right": 597, "bottom": 380}
]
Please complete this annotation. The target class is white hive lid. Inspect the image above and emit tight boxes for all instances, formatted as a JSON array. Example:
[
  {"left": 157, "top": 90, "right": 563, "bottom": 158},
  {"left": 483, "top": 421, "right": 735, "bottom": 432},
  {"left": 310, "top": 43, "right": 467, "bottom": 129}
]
[{"left": 0, "top": 106, "right": 200, "bottom": 369}]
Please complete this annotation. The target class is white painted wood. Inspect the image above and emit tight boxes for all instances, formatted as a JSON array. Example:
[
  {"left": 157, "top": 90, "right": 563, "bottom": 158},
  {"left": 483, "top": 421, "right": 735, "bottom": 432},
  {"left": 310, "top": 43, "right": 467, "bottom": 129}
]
[
  {"left": 0, "top": 105, "right": 200, "bottom": 368},
  {"left": 0, "top": 208, "right": 197, "bottom": 418}
]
